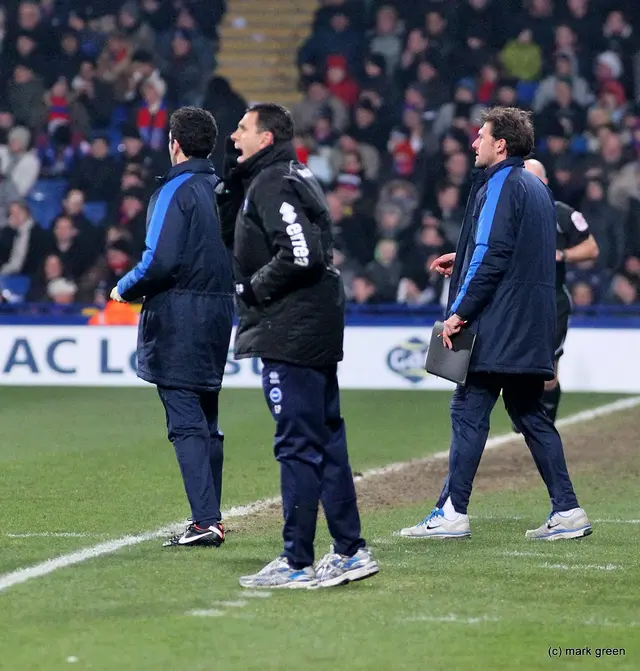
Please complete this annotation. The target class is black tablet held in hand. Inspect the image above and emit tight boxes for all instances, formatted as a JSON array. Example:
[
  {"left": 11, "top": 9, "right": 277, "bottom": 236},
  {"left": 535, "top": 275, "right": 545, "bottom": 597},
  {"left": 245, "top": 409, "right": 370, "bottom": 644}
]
[{"left": 424, "top": 321, "right": 476, "bottom": 386}]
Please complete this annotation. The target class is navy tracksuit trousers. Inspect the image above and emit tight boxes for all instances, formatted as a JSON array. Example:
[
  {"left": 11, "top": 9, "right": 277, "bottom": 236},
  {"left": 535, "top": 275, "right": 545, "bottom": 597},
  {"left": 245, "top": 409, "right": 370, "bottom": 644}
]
[
  {"left": 261, "top": 359, "right": 365, "bottom": 570},
  {"left": 437, "top": 373, "right": 579, "bottom": 515},
  {"left": 157, "top": 387, "right": 224, "bottom": 528}
]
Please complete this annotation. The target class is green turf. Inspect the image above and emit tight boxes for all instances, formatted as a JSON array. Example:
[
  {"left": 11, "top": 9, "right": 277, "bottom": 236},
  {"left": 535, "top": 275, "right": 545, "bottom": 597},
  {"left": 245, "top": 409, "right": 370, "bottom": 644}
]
[
  {"left": 0, "top": 388, "right": 623, "bottom": 568},
  {"left": 0, "top": 389, "right": 636, "bottom": 670}
]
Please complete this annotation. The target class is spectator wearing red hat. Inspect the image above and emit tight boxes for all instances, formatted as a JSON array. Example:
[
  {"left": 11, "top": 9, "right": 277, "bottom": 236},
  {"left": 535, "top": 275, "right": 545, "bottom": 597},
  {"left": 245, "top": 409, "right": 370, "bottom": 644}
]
[
  {"left": 598, "top": 80, "right": 627, "bottom": 124},
  {"left": 390, "top": 139, "right": 416, "bottom": 178},
  {"left": 476, "top": 62, "right": 500, "bottom": 106},
  {"left": 325, "top": 55, "right": 360, "bottom": 107}
]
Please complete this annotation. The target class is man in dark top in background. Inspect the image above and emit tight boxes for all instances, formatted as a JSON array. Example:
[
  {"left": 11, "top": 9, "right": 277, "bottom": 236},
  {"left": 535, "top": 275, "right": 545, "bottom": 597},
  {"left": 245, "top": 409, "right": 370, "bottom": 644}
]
[{"left": 524, "top": 159, "right": 599, "bottom": 422}]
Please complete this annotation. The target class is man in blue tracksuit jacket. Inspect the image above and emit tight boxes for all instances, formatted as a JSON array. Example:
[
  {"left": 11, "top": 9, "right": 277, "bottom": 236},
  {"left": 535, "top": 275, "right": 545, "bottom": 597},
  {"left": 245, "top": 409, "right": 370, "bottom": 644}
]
[
  {"left": 111, "top": 107, "right": 234, "bottom": 548},
  {"left": 400, "top": 107, "right": 592, "bottom": 542}
]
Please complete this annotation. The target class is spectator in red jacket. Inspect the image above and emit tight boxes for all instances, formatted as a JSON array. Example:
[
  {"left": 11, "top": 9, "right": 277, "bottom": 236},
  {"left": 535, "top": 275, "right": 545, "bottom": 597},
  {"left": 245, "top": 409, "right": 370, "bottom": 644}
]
[{"left": 325, "top": 54, "right": 360, "bottom": 107}]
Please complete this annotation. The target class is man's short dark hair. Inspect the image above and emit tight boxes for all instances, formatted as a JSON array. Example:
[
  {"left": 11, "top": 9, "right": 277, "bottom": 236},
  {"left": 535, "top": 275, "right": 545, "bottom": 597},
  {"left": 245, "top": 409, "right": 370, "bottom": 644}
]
[
  {"left": 481, "top": 106, "right": 534, "bottom": 158},
  {"left": 247, "top": 103, "right": 295, "bottom": 143},
  {"left": 169, "top": 107, "right": 218, "bottom": 159}
]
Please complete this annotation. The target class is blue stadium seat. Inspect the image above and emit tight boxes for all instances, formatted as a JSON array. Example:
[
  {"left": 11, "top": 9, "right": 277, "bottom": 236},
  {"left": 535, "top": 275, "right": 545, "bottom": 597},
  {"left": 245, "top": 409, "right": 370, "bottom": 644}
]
[
  {"left": 517, "top": 81, "right": 538, "bottom": 106},
  {"left": 570, "top": 135, "right": 588, "bottom": 154},
  {"left": 107, "top": 128, "right": 123, "bottom": 154},
  {"left": 83, "top": 201, "right": 108, "bottom": 225},
  {"left": 0, "top": 274, "right": 31, "bottom": 301},
  {"left": 110, "top": 105, "right": 129, "bottom": 130},
  {"left": 29, "top": 178, "right": 68, "bottom": 201},
  {"left": 26, "top": 179, "right": 68, "bottom": 229}
]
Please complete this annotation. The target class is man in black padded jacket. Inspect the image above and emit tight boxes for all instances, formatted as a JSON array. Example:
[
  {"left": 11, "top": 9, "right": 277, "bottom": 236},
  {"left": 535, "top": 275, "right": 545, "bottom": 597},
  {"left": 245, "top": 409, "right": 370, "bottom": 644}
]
[
  {"left": 217, "top": 103, "right": 378, "bottom": 590},
  {"left": 524, "top": 159, "right": 599, "bottom": 423}
]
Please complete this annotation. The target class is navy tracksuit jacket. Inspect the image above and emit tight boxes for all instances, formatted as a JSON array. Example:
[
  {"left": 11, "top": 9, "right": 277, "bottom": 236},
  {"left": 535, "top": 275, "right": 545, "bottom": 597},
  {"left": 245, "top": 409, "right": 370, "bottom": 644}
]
[
  {"left": 447, "top": 157, "right": 556, "bottom": 378},
  {"left": 437, "top": 158, "right": 579, "bottom": 514},
  {"left": 118, "top": 158, "right": 234, "bottom": 527}
]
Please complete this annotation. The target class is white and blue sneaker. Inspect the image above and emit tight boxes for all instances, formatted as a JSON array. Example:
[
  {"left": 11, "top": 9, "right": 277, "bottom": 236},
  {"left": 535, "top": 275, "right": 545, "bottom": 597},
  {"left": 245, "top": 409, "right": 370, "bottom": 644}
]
[
  {"left": 525, "top": 508, "right": 592, "bottom": 540},
  {"left": 239, "top": 556, "right": 317, "bottom": 589},
  {"left": 314, "top": 546, "right": 379, "bottom": 588},
  {"left": 400, "top": 507, "right": 471, "bottom": 538}
]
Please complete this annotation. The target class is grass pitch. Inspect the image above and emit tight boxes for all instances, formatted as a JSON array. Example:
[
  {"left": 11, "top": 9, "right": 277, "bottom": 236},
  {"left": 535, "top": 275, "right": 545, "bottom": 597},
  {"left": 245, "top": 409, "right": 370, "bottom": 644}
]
[{"left": 0, "top": 388, "right": 637, "bottom": 670}]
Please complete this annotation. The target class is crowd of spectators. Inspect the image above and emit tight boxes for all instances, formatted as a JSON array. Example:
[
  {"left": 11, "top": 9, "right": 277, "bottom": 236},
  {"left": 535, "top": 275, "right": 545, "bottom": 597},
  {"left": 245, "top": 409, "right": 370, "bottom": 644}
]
[
  {"left": 0, "top": 0, "right": 237, "bottom": 306},
  {"left": 0, "top": 0, "right": 639, "bottom": 310},
  {"left": 292, "top": 0, "right": 640, "bottom": 307}
]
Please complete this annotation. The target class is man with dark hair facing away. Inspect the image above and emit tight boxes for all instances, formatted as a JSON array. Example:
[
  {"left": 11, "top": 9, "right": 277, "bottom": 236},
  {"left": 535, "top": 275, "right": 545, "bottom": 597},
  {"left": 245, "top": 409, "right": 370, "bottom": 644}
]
[
  {"left": 399, "top": 107, "right": 592, "bottom": 542},
  {"left": 218, "top": 103, "right": 378, "bottom": 589},
  {"left": 111, "top": 107, "right": 234, "bottom": 548}
]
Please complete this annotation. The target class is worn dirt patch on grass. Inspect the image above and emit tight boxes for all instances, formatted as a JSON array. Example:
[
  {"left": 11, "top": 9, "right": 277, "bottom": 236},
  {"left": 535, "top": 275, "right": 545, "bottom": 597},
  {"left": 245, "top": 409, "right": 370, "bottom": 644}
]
[
  {"left": 225, "top": 409, "right": 640, "bottom": 534},
  {"left": 353, "top": 409, "right": 640, "bottom": 515}
]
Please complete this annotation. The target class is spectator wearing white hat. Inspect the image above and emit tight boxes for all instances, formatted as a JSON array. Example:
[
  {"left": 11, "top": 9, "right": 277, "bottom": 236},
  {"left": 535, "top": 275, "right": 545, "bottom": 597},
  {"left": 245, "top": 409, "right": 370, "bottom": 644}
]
[
  {"left": 46, "top": 276, "right": 77, "bottom": 305},
  {"left": 0, "top": 126, "right": 41, "bottom": 197}
]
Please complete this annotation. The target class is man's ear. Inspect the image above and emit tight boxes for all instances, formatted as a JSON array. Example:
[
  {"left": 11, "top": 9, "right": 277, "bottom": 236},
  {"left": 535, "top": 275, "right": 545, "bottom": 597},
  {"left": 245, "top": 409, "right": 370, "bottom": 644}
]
[{"left": 261, "top": 131, "right": 275, "bottom": 149}]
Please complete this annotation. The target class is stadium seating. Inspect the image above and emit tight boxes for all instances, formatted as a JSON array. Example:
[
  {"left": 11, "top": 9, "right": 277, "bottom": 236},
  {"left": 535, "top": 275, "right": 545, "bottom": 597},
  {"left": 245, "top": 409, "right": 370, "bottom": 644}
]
[
  {"left": 0, "top": 274, "right": 31, "bottom": 302},
  {"left": 26, "top": 179, "right": 68, "bottom": 229},
  {"left": 83, "top": 202, "right": 108, "bottom": 226}
]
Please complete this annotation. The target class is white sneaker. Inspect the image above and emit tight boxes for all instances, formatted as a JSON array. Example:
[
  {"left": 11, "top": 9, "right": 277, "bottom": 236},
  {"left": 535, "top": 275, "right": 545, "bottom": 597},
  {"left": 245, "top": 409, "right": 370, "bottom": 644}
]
[
  {"left": 400, "top": 508, "right": 471, "bottom": 538},
  {"left": 525, "top": 508, "right": 592, "bottom": 540},
  {"left": 239, "top": 556, "right": 317, "bottom": 589},
  {"left": 314, "top": 546, "right": 379, "bottom": 588}
]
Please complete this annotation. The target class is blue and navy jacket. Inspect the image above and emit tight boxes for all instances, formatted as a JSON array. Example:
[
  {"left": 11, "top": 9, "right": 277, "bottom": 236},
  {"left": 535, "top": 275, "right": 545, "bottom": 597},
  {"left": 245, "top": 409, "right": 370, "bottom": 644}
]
[
  {"left": 447, "top": 157, "right": 556, "bottom": 379},
  {"left": 117, "top": 158, "right": 234, "bottom": 392}
]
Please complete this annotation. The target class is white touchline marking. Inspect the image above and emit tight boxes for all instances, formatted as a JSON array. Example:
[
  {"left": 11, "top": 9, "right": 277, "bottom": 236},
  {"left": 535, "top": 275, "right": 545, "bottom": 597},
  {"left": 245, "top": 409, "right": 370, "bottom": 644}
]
[
  {"left": 1, "top": 396, "right": 639, "bottom": 594},
  {"left": 477, "top": 516, "right": 640, "bottom": 524},
  {"left": 187, "top": 609, "right": 225, "bottom": 617},
  {"left": 501, "top": 550, "right": 546, "bottom": 557},
  {"left": 0, "top": 498, "right": 279, "bottom": 594},
  {"left": 583, "top": 617, "right": 640, "bottom": 628},
  {"left": 213, "top": 600, "right": 248, "bottom": 608},
  {"left": 405, "top": 614, "right": 640, "bottom": 627},
  {"left": 400, "top": 614, "right": 500, "bottom": 624},
  {"left": 241, "top": 591, "right": 272, "bottom": 599},
  {"left": 66, "top": 657, "right": 78, "bottom": 664},
  {"left": 541, "top": 563, "right": 622, "bottom": 571},
  {"left": 360, "top": 396, "right": 640, "bottom": 478},
  {"left": 7, "top": 533, "right": 96, "bottom": 538}
]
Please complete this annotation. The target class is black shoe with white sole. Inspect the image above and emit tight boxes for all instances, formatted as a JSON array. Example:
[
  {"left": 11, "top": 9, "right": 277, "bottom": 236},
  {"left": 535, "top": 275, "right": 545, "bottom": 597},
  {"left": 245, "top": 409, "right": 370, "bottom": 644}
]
[{"left": 163, "top": 522, "right": 225, "bottom": 548}]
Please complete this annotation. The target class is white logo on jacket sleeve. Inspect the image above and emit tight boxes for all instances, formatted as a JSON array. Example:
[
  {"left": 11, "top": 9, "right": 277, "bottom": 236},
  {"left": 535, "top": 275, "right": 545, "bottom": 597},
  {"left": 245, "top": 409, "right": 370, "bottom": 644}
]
[
  {"left": 279, "top": 202, "right": 309, "bottom": 267},
  {"left": 269, "top": 387, "right": 283, "bottom": 404},
  {"left": 571, "top": 211, "right": 589, "bottom": 232}
]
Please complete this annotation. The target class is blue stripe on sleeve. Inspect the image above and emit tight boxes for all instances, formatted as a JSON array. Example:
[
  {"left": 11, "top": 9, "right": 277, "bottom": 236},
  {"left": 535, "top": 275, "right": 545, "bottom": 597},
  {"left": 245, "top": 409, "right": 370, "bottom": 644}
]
[
  {"left": 451, "top": 166, "right": 513, "bottom": 314},
  {"left": 118, "top": 172, "right": 193, "bottom": 296}
]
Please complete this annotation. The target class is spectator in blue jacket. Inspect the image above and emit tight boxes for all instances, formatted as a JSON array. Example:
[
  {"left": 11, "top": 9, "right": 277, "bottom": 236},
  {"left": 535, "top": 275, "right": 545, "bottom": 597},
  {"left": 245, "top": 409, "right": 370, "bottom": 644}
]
[
  {"left": 399, "top": 106, "right": 592, "bottom": 542},
  {"left": 111, "top": 107, "right": 234, "bottom": 550}
]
